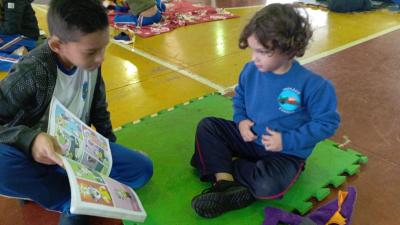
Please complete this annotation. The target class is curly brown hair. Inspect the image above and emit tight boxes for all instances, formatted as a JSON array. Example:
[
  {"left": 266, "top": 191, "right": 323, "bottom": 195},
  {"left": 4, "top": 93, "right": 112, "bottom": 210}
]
[{"left": 239, "top": 3, "right": 312, "bottom": 58}]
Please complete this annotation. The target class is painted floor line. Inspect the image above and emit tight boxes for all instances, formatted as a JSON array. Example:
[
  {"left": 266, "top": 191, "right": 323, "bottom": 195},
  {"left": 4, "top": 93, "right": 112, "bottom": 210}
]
[
  {"left": 224, "top": 24, "right": 400, "bottom": 92},
  {"left": 299, "top": 24, "right": 400, "bottom": 65},
  {"left": 111, "top": 39, "right": 227, "bottom": 93},
  {"left": 30, "top": 4, "right": 400, "bottom": 96},
  {"left": 32, "top": 4, "right": 48, "bottom": 13},
  {"left": 33, "top": 2, "right": 227, "bottom": 94},
  {"left": 225, "top": 5, "right": 264, "bottom": 10}
]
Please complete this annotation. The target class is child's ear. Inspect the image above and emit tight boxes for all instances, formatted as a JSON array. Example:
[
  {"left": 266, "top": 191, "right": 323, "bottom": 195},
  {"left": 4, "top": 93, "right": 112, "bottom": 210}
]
[{"left": 48, "top": 36, "right": 63, "bottom": 54}]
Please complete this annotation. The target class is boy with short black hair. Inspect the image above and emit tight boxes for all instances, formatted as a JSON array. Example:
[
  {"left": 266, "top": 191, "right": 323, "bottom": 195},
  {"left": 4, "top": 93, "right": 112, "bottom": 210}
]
[
  {"left": 0, "top": 0, "right": 153, "bottom": 224},
  {"left": 190, "top": 3, "right": 340, "bottom": 218}
]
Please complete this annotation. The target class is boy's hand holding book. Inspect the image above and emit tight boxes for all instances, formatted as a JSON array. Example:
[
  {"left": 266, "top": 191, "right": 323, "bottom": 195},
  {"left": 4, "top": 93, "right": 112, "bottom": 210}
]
[{"left": 31, "top": 132, "right": 64, "bottom": 167}]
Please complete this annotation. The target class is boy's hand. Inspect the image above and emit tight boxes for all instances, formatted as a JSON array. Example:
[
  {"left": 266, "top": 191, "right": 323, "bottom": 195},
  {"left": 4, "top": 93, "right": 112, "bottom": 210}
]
[
  {"left": 31, "top": 132, "right": 64, "bottom": 167},
  {"left": 262, "top": 128, "right": 283, "bottom": 152},
  {"left": 238, "top": 119, "right": 257, "bottom": 142}
]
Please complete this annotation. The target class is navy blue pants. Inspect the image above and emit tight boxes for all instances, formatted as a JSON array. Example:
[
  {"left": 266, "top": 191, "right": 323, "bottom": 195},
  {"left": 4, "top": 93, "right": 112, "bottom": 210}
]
[
  {"left": 191, "top": 117, "right": 305, "bottom": 199},
  {"left": 0, "top": 142, "right": 153, "bottom": 212}
]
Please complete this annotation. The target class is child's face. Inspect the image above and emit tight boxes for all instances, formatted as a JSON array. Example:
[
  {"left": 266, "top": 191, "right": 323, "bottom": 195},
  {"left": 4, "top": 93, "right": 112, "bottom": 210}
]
[
  {"left": 56, "top": 28, "right": 109, "bottom": 71},
  {"left": 247, "top": 34, "right": 291, "bottom": 74}
]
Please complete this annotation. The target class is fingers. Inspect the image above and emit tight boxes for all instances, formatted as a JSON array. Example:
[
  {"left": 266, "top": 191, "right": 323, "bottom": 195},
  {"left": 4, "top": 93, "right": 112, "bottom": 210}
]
[
  {"left": 37, "top": 157, "right": 54, "bottom": 165},
  {"left": 33, "top": 150, "right": 62, "bottom": 166},
  {"left": 31, "top": 133, "right": 64, "bottom": 166},
  {"left": 37, "top": 147, "right": 63, "bottom": 167},
  {"left": 245, "top": 122, "right": 256, "bottom": 141},
  {"left": 50, "top": 136, "right": 63, "bottom": 154},
  {"left": 262, "top": 133, "right": 276, "bottom": 150},
  {"left": 248, "top": 130, "right": 257, "bottom": 140},
  {"left": 262, "top": 132, "right": 282, "bottom": 152},
  {"left": 262, "top": 135, "right": 270, "bottom": 147},
  {"left": 266, "top": 127, "right": 278, "bottom": 135},
  {"left": 243, "top": 130, "right": 257, "bottom": 142},
  {"left": 46, "top": 150, "right": 64, "bottom": 167},
  {"left": 49, "top": 138, "right": 63, "bottom": 166},
  {"left": 239, "top": 120, "right": 257, "bottom": 142}
]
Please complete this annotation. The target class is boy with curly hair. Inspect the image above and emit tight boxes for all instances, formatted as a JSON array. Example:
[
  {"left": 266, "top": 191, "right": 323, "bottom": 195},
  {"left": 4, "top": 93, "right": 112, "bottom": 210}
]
[{"left": 190, "top": 3, "right": 340, "bottom": 218}]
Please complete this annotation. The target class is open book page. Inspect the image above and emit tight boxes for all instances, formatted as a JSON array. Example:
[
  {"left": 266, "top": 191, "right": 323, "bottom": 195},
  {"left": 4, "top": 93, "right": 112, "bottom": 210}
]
[
  {"left": 47, "top": 97, "right": 112, "bottom": 176},
  {"left": 62, "top": 157, "right": 147, "bottom": 222}
]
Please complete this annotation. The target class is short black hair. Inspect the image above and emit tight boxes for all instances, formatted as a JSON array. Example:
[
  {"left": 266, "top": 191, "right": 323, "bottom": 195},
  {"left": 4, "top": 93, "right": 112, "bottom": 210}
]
[
  {"left": 47, "top": 0, "right": 109, "bottom": 42},
  {"left": 239, "top": 3, "right": 312, "bottom": 58}
]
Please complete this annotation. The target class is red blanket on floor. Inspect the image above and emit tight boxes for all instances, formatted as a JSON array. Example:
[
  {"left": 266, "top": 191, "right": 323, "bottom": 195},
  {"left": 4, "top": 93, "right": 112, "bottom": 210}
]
[{"left": 108, "top": 1, "right": 239, "bottom": 38}]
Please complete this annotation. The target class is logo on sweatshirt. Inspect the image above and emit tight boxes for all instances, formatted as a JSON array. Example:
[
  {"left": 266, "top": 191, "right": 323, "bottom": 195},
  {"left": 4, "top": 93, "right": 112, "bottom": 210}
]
[{"left": 278, "top": 87, "right": 301, "bottom": 113}]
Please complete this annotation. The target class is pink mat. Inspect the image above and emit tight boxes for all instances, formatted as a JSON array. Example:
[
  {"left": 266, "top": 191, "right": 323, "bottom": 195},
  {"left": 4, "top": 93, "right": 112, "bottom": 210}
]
[{"left": 109, "top": 1, "right": 239, "bottom": 38}]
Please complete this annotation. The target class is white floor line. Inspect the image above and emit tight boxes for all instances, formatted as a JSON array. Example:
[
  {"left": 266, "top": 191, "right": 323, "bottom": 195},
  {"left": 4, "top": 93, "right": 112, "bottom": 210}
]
[
  {"left": 32, "top": 4, "right": 48, "bottom": 13},
  {"left": 32, "top": 3, "right": 48, "bottom": 8},
  {"left": 31, "top": 2, "right": 228, "bottom": 93},
  {"left": 299, "top": 24, "right": 400, "bottom": 65},
  {"left": 224, "top": 24, "right": 400, "bottom": 93},
  {"left": 225, "top": 5, "right": 264, "bottom": 10},
  {"left": 30, "top": 3, "right": 400, "bottom": 95},
  {"left": 111, "top": 39, "right": 227, "bottom": 93}
]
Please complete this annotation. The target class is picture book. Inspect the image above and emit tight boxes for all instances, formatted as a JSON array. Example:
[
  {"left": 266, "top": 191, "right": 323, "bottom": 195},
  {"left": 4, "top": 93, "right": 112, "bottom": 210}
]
[{"left": 47, "top": 97, "right": 146, "bottom": 222}]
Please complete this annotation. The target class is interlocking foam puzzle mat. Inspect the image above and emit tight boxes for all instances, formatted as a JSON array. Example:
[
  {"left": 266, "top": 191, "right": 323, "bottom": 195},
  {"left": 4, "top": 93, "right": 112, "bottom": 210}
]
[
  {"left": 109, "top": 0, "right": 239, "bottom": 38},
  {"left": 115, "top": 94, "right": 367, "bottom": 225}
]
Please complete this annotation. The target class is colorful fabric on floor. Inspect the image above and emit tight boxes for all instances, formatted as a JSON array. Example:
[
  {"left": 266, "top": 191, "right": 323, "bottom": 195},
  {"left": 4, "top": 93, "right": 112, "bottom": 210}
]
[
  {"left": 263, "top": 186, "right": 357, "bottom": 225},
  {"left": 0, "top": 35, "right": 36, "bottom": 54},
  {"left": 0, "top": 34, "right": 36, "bottom": 71},
  {"left": 108, "top": 0, "right": 239, "bottom": 38},
  {"left": 0, "top": 52, "right": 21, "bottom": 71}
]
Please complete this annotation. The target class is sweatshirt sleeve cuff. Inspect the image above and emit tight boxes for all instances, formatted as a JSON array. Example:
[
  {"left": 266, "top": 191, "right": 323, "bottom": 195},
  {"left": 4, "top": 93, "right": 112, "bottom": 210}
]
[
  {"left": 233, "top": 114, "right": 247, "bottom": 124},
  {"left": 15, "top": 128, "right": 41, "bottom": 157},
  {"left": 281, "top": 132, "right": 293, "bottom": 153}
]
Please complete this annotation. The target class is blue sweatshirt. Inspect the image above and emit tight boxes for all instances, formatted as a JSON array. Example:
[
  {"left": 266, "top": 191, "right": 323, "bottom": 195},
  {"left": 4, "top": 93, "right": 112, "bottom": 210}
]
[{"left": 233, "top": 60, "right": 340, "bottom": 159}]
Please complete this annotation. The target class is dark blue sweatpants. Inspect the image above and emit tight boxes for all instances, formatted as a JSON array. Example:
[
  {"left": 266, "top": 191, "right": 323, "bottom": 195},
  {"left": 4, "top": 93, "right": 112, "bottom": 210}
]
[
  {"left": 0, "top": 142, "right": 153, "bottom": 212},
  {"left": 190, "top": 117, "right": 304, "bottom": 199}
]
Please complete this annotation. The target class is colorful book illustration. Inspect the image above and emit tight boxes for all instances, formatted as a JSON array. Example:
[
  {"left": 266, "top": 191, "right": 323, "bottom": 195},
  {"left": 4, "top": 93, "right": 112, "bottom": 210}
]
[{"left": 47, "top": 97, "right": 146, "bottom": 222}]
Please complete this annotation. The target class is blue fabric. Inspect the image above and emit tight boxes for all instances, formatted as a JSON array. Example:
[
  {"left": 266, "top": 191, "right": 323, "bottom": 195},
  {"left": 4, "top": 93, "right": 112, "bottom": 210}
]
[
  {"left": 0, "top": 52, "right": 21, "bottom": 71},
  {"left": 156, "top": 0, "right": 166, "bottom": 12},
  {"left": 0, "top": 34, "right": 36, "bottom": 54},
  {"left": 113, "top": 32, "right": 132, "bottom": 43},
  {"left": 233, "top": 61, "right": 340, "bottom": 159},
  {"left": 114, "top": 14, "right": 136, "bottom": 24},
  {"left": 328, "top": 0, "right": 372, "bottom": 12},
  {"left": 0, "top": 142, "right": 153, "bottom": 212},
  {"left": 114, "top": 10, "right": 162, "bottom": 26},
  {"left": 115, "top": 4, "right": 130, "bottom": 12}
]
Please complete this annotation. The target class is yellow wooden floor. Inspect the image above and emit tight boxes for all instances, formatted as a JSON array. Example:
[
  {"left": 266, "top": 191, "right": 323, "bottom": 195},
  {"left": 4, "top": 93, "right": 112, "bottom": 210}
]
[{"left": 2, "top": 2, "right": 400, "bottom": 128}]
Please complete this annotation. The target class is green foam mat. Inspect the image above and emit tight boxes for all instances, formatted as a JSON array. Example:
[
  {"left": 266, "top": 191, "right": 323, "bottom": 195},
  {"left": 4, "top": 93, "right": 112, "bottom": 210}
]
[{"left": 116, "top": 94, "right": 367, "bottom": 225}]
